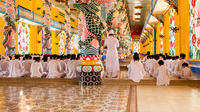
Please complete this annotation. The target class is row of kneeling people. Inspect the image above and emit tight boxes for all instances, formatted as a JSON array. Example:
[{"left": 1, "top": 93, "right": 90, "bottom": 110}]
[
  {"left": 127, "top": 53, "right": 191, "bottom": 86},
  {"left": 0, "top": 54, "right": 81, "bottom": 78}
]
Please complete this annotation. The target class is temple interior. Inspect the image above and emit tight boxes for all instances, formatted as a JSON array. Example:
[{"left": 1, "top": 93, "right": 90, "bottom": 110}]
[{"left": 0, "top": 0, "right": 200, "bottom": 112}]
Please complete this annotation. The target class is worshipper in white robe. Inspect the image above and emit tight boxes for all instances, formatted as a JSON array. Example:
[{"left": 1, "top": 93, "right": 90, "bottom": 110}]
[
  {"left": 47, "top": 55, "right": 64, "bottom": 78},
  {"left": 150, "top": 55, "right": 160, "bottom": 78},
  {"left": 156, "top": 60, "right": 170, "bottom": 86},
  {"left": 176, "top": 53, "right": 189, "bottom": 77},
  {"left": 41, "top": 56, "right": 48, "bottom": 75},
  {"left": 30, "top": 57, "right": 44, "bottom": 78},
  {"left": 144, "top": 55, "right": 151, "bottom": 74},
  {"left": 165, "top": 56, "right": 172, "bottom": 71},
  {"left": 65, "top": 54, "right": 80, "bottom": 78},
  {"left": 0, "top": 56, "right": 12, "bottom": 77},
  {"left": 169, "top": 56, "right": 179, "bottom": 75},
  {"left": 127, "top": 53, "right": 146, "bottom": 83},
  {"left": 8, "top": 55, "right": 24, "bottom": 77},
  {"left": 58, "top": 56, "right": 66, "bottom": 74},
  {"left": 64, "top": 54, "right": 71, "bottom": 75},
  {"left": 142, "top": 51, "right": 150, "bottom": 63},
  {"left": 104, "top": 30, "right": 120, "bottom": 78},
  {"left": 180, "top": 63, "right": 192, "bottom": 79},
  {"left": 22, "top": 55, "right": 33, "bottom": 77}
]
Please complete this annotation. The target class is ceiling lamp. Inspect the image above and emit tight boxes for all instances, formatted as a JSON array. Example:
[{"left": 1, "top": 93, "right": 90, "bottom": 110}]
[
  {"left": 153, "top": 0, "right": 170, "bottom": 15},
  {"left": 134, "top": 8, "right": 141, "bottom": 13},
  {"left": 134, "top": 15, "right": 141, "bottom": 19},
  {"left": 134, "top": 19, "right": 140, "bottom": 22}
]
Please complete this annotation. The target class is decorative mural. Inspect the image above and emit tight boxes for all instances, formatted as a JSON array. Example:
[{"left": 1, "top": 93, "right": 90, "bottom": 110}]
[
  {"left": 18, "top": 22, "right": 30, "bottom": 55},
  {"left": 73, "top": 0, "right": 105, "bottom": 55},
  {"left": 70, "top": 34, "right": 81, "bottom": 54},
  {"left": 169, "top": 8, "right": 175, "bottom": 56},
  {"left": 190, "top": 0, "right": 200, "bottom": 59},
  {"left": 160, "top": 23, "right": 164, "bottom": 54},
  {"left": 43, "top": 0, "right": 52, "bottom": 55},
  {"left": 73, "top": 0, "right": 131, "bottom": 55},
  {"left": 3, "top": 0, "right": 16, "bottom": 55},
  {"left": 134, "top": 41, "right": 140, "bottom": 53},
  {"left": 65, "top": 0, "right": 71, "bottom": 54},
  {"left": 58, "top": 31, "right": 66, "bottom": 55}
]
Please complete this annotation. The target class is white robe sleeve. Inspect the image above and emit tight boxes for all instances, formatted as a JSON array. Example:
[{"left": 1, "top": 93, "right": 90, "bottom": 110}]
[
  {"left": 104, "top": 38, "right": 107, "bottom": 46},
  {"left": 30, "top": 63, "right": 33, "bottom": 75},
  {"left": 57, "top": 61, "right": 62, "bottom": 72},
  {"left": 116, "top": 39, "right": 119, "bottom": 48},
  {"left": 39, "top": 63, "right": 43, "bottom": 74}
]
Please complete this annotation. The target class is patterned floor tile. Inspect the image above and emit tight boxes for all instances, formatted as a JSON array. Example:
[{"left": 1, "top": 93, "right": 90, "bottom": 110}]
[{"left": 0, "top": 83, "right": 130, "bottom": 112}]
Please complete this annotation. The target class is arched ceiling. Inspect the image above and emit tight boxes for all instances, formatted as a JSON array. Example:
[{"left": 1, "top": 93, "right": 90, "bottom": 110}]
[{"left": 125, "top": 0, "right": 152, "bottom": 36}]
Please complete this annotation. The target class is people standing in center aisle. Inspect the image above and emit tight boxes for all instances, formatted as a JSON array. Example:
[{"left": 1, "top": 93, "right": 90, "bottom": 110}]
[
  {"left": 104, "top": 29, "right": 120, "bottom": 78},
  {"left": 127, "top": 53, "right": 146, "bottom": 83}
]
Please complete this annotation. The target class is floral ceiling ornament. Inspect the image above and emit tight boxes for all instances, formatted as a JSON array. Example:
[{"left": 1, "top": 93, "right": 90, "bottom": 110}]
[{"left": 2, "top": 0, "right": 17, "bottom": 55}]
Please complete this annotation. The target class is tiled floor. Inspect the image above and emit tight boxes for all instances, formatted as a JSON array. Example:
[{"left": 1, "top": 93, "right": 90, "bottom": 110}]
[
  {"left": 137, "top": 85, "right": 200, "bottom": 112},
  {"left": 0, "top": 83, "right": 132, "bottom": 112}
]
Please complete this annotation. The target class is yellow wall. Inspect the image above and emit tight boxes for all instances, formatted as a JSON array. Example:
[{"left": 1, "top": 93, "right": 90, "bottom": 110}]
[
  {"left": 0, "top": 18, "right": 5, "bottom": 55},
  {"left": 33, "top": 0, "right": 44, "bottom": 16},
  {"left": 175, "top": 10, "right": 180, "bottom": 56},
  {"left": 15, "top": 22, "right": 18, "bottom": 55},
  {"left": 156, "top": 22, "right": 161, "bottom": 54},
  {"left": 51, "top": 31, "right": 59, "bottom": 54},
  {"left": 163, "top": 9, "right": 170, "bottom": 55},
  {"left": 152, "top": 29, "right": 155, "bottom": 54},
  {"left": 16, "top": 0, "right": 34, "bottom": 11},
  {"left": 29, "top": 25, "right": 38, "bottom": 54},
  {"left": 37, "top": 29, "right": 43, "bottom": 54},
  {"left": 179, "top": 0, "right": 190, "bottom": 60}
]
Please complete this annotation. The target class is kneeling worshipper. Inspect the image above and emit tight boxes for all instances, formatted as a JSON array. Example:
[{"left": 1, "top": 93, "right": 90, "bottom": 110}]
[
  {"left": 8, "top": 55, "right": 25, "bottom": 78},
  {"left": 41, "top": 55, "right": 49, "bottom": 75},
  {"left": 58, "top": 56, "right": 66, "bottom": 74},
  {"left": 47, "top": 55, "right": 65, "bottom": 78},
  {"left": 127, "top": 53, "right": 146, "bottom": 83},
  {"left": 0, "top": 56, "right": 11, "bottom": 77},
  {"left": 65, "top": 54, "right": 80, "bottom": 79},
  {"left": 22, "top": 55, "right": 33, "bottom": 77},
  {"left": 156, "top": 60, "right": 170, "bottom": 86},
  {"left": 180, "top": 63, "right": 192, "bottom": 79},
  {"left": 30, "top": 57, "right": 44, "bottom": 78}
]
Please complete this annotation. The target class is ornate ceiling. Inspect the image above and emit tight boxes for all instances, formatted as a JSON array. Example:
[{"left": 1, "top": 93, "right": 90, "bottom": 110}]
[{"left": 126, "top": 0, "right": 152, "bottom": 36}]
